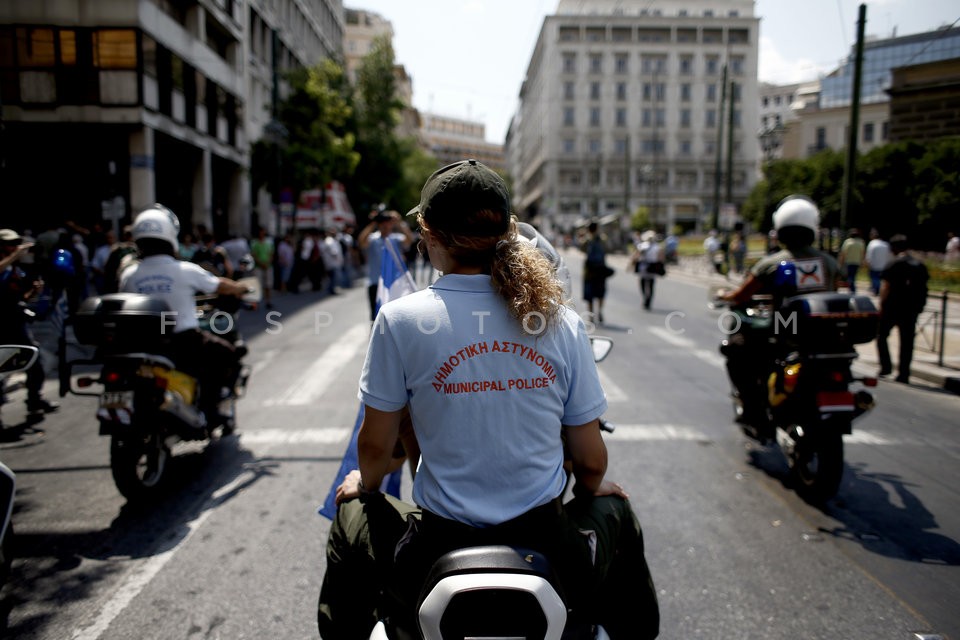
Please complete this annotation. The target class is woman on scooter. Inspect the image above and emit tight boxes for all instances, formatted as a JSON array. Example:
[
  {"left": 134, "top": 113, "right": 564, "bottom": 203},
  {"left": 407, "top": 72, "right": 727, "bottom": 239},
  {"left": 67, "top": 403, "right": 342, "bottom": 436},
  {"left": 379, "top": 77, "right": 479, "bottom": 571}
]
[{"left": 318, "top": 159, "right": 658, "bottom": 639}]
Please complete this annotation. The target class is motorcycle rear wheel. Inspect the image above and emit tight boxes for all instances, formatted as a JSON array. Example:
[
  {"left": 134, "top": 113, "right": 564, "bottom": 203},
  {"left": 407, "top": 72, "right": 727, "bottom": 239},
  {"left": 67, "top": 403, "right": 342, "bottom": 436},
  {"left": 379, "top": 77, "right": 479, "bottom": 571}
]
[
  {"left": 110, "top": 434, "right": 170, "bottom": 502},
  {"left": 788, "top": 428, "right": 844, "bottom": 503}
]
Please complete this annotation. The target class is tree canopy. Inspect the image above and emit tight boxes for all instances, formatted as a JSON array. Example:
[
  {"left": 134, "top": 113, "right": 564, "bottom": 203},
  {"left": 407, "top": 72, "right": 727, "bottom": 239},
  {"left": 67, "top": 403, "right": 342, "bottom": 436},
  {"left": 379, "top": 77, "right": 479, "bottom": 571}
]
[{"left": 741, "top": 138, "right": 960, "bottom": 249}]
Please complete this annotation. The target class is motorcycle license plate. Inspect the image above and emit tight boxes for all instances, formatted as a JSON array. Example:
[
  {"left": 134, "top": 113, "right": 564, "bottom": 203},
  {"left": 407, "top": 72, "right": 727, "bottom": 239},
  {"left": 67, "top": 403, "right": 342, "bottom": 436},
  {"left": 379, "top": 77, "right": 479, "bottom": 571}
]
[
  {"left": 100, "top": 391, "right": 134, "bottom": 410},
  {"left": 816, "top": 391, "right": 855, "bottom": 412}
]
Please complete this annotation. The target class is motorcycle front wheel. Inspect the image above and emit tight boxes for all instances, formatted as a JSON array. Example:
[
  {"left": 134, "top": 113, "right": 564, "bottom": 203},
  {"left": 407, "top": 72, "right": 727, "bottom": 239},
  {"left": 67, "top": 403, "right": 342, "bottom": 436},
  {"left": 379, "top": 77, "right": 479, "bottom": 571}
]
[
  {"left": 110, "top": 433, "right": 170, "bottom": 502},
  {"left": 788, "top": 428, "right": 844, "bottom": 503}
]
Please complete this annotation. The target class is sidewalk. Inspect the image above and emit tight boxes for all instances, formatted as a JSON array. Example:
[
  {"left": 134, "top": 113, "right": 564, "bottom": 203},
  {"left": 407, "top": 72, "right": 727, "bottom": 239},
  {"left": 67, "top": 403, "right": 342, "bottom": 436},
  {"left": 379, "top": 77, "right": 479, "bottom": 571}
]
[{"left": 597, "top": 249, "right": 960, "bottom": 395}]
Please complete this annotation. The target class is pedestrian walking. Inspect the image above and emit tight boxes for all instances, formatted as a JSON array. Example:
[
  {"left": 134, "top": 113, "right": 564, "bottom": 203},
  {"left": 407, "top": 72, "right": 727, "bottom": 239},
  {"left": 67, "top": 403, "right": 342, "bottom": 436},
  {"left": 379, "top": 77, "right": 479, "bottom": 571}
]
[
  {"left": 276, "top": 233, "right": 294, "bottom": 294},
  {"left": 876, "top": 235, "right": 929, "bottom": 384},
  {"left": 250, "top": 226, "right": 274, "bottom": 308},
  {"left": 945, "top": 231, "right": 959, "bottom": 262},
  {"left": 319, "top": 228, "right": 344, "bottom": 295},
  {"left": 864, "top": 229, "right": 893, "bottom": 296},
  {"left": 631, "top": 230, "right": 664, "bottom": 310},
  {"left": 704, "top": 229, "right": 724, "bottom": 275},
  {"left": 838, "top": 228, "right": 865, "bottom": 292},
  {"left": 580, "top": 221, "right": 611, "bottom": 323}
]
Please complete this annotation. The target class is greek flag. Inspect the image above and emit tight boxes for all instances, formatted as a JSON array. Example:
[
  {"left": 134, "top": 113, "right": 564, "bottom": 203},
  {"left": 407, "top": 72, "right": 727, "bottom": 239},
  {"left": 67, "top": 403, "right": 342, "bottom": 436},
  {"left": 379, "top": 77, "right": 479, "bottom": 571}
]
[
  {"left": 375, "top": 238, "right": 418, "bottom": 315},
  {"left": 318, "top": 238, "right": 417, "bottom": 520}
]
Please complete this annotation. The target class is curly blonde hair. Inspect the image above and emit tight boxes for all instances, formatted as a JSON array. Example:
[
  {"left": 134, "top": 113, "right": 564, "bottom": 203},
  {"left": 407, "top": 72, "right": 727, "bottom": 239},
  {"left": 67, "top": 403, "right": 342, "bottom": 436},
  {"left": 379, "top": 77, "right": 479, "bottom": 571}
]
[{"left": 419, "top": 214, "right": 565, "bottom": 334}]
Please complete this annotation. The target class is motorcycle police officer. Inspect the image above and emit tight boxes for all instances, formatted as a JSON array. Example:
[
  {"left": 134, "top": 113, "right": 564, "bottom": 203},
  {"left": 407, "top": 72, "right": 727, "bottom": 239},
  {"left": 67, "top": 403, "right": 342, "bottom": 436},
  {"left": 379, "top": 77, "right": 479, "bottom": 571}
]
[
  {"left": 119, "top": 205, "right": 248, "bottom": 428},
  {"left": 719, "top": 196, "right": 843, "bottom": 439}
]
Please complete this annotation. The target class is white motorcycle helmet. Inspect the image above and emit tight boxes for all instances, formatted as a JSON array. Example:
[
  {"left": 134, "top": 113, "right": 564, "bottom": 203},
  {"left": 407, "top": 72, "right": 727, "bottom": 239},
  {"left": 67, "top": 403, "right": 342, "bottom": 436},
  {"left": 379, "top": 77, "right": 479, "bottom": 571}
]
[
  {"left": 132, "top": 204, "right": 181, "bottom": 252},
  {"left": 772, "top": 195, "right": 819, "bottom": 233}
]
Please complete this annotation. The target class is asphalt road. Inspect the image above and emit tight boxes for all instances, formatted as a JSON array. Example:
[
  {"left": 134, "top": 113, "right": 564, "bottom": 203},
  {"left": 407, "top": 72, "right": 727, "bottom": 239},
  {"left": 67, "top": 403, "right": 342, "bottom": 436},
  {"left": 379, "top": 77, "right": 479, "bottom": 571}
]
[{"left": 0, "top": 257, "right": 957, "bottom": 639}]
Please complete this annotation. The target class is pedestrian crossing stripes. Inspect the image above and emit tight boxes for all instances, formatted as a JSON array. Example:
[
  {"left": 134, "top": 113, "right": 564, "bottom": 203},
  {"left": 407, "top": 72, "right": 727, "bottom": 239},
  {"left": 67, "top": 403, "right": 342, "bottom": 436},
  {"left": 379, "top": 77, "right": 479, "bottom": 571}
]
[{"left": 263, "top": 323, "right": 370, "bottom": 406}]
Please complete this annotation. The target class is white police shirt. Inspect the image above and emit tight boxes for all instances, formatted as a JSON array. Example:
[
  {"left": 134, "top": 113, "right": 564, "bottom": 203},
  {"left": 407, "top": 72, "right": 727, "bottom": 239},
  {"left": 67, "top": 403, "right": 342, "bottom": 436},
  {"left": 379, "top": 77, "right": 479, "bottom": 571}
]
[
  {"left": 119, "top": 255, "right": 220, "bottom": 333},
  {"left": 359, "top": 273, "right": 607, "bottom": 527}
]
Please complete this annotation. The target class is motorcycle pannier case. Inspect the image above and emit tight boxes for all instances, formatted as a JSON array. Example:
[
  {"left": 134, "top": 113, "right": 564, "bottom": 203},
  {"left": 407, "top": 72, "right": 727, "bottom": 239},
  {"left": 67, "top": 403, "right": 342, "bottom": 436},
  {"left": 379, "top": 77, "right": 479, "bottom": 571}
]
[
  {"left": 74, "top": 293, "right": 175, "bottom": 353},
  {"left": 781, "top": 292, "right": 879, "bottom": 346}
]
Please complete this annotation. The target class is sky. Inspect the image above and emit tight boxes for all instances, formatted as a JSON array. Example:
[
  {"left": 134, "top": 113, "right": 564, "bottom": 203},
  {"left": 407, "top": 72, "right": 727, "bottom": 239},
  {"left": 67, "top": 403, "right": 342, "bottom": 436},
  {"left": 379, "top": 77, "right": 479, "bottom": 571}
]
[{"left": 345, "top": 0, "right": 960, "bottom": 143}]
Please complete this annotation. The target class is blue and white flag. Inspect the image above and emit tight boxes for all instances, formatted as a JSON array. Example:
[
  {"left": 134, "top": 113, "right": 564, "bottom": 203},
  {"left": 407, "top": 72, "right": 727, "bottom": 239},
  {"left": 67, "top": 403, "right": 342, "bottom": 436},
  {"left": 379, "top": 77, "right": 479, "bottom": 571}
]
[
  {"left": 318, "top": 238, "right": 418, "bottom": 520},
  {"left": 375, "top": 238, "right": 418, "bottom": 315}
]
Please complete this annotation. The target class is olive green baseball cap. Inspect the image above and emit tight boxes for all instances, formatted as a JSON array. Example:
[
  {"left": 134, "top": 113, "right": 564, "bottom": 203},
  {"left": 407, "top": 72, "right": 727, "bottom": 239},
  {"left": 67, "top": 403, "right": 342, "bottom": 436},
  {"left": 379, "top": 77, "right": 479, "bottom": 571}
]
[{"left": 407, "top": 159, "right": 511, "bottom": 237}]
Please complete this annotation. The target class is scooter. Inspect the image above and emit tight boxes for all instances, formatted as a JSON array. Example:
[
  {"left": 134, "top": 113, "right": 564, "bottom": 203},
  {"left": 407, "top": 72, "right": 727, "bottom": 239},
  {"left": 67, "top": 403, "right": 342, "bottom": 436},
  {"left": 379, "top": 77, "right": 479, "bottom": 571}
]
[
  {"left": 61, "top": 279, "right": 260, "bottom": 502},
  {"left": 369, "top": 337, "right": 615, "bottom": 640},
  {"left": 713, "top": 285, "right": 878, "bottom": 502},
  {"left": 0, "top": 345, "right": 40, "bottom": 586}
]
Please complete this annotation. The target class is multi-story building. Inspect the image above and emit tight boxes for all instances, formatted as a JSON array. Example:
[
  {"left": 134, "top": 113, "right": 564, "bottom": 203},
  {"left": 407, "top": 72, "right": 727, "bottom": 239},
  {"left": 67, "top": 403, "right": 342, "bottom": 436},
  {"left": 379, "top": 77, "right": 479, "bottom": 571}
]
[
  {"left": 507, "top": 0, "right": 759, "bottom": 237},
  {"left": 888, "top": 56, "right": 960, "bottom": 142},
  {"left": 779, "top": 26, "right": 960, "bottom": 160},
  {"left": 343, "top": 8, "right": 418, "bottom": 139},
  {"left": 420, "top": 112, "right": 506, "bottom": 174},
  {"left": 757, "top": 80, "right": 819, "bottom": 160},
  {"left": 0, "top": 0, "right": 343, "bottom": 238}
]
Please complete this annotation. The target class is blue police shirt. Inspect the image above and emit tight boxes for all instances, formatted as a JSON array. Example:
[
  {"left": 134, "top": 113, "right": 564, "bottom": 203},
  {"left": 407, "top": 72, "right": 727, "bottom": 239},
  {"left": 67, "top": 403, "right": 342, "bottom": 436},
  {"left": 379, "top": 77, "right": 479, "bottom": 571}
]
[{"left": 359, "top": 273, "right": 607, "bottom": 527}]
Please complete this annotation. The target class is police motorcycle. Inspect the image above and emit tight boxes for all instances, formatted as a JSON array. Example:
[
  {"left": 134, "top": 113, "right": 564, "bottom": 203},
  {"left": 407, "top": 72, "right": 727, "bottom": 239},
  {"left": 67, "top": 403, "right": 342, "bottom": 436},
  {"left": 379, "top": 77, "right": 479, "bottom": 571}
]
[
  {"left": 368, "top": 337, "right": 616, "bottom": 640},
  {"left": 0, "top": 345, "right": 40, "bottom": 586},
  {"left": 60, "top": 275, "right": 260, "bottom": 502},
  {"left": 712, "top": 262, "right": 878, "bottom": 502}
]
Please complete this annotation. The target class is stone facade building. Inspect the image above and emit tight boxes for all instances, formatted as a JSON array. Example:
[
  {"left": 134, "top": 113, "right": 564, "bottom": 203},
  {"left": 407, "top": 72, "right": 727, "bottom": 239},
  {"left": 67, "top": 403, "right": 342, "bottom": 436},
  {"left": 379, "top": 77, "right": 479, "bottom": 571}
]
[
  {"left": 0, "top": 0, "right": 343, "bottom": 238},
  {"left": 506, "top": 0, "right": 760, "bottom": 236}
]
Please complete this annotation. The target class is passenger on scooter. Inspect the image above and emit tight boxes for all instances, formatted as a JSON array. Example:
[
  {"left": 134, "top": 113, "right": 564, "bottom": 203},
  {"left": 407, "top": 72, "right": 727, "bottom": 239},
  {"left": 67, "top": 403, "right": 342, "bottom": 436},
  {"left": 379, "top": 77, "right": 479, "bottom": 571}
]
[
  {"left": 318, "top": 160, "right": 659, "bottom": 639},
  {"left": 119, "top": 205, "right": 248, "bottom": 428},
  {"left": 719, "top": 195, "right": 842, "bottom": 439}
]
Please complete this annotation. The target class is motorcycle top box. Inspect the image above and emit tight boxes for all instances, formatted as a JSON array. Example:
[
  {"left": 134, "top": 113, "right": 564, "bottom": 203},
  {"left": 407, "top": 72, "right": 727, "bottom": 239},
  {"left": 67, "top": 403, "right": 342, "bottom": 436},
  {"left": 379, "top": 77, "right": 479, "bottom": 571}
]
[
  {"left": 780, "top": 292, "right": 879, "bottom": 348},
  {"left": 74, "top": 293, "right": 175, "bottom": 353}
]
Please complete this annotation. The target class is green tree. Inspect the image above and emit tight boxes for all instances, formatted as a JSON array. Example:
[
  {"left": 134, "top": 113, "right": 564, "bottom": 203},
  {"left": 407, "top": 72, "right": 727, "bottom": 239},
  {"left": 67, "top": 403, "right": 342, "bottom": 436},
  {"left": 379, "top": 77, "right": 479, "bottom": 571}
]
[
  {"left": 250, "top": 59, "right": 359, "bottom": 214},
  {"left": 742, "top": 139, "right": 960, "bottom": 250},
  {"left": 630, "top": 206, "right": 651, "bottom": 232},
  {"left": 347, "top": 35, "right": 408, "bottom": 212}
]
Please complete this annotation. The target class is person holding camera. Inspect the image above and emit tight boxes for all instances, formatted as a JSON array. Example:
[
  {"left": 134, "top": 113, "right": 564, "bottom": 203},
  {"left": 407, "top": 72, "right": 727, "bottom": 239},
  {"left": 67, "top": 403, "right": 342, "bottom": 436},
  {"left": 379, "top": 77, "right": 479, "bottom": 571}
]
[
  {"left": 0, "top": 229, "right": 59, "bottom": 425},
  {"left": 357, "top": 208, "right": 414, "bottom": 321}
]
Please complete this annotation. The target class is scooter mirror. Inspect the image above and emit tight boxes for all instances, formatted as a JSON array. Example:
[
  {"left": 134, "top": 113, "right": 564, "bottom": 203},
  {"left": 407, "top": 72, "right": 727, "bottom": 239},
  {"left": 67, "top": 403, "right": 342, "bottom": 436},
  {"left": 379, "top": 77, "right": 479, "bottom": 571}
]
[
  {"left": 235, "top": 276, "right": 263, "bottom": 304},
  {"left": 0, "top": 345, "right": 39, "bottom": 376},
  {"left": 590, "top": 337, "right": 613, "bottom": 363}
]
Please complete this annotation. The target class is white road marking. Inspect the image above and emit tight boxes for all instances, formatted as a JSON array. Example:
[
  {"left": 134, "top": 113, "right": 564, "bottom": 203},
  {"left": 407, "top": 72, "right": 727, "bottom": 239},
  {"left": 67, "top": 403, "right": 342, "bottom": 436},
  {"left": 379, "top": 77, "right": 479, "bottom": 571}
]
[
  {"left": 241, "top": 428, "right": 351, "bottom": 444},
  {"left": 249, "top": 347, "right": 280, "bottom": 376},
  {"left": 844, "top": 431, "right": 897, "bottom": 446},
  {"left": 69, "top": 471, "right": 255, "bottom": 640},
  {"left": 648, "top": 326, "right": 725, "bottom": 368},
  {"left": 605, "top": 424, "right": 707, "bottom": 441},
  {"left": 604, "top": 423, "right": 895, "bottom": 445},
  {"left": 264, "top": 324, "right": 369, "bottom": 406},
  {"left": 598, "top": 368, "right": 628, "bottom": 402}
]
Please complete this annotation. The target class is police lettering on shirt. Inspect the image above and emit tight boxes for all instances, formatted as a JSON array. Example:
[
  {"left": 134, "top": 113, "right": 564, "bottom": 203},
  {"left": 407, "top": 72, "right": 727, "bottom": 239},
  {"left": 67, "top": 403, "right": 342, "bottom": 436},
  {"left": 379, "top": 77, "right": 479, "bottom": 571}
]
[
  {"left": 431, "top": 340, "right": 558, "bottom": 395},
  {"left": 130, "top": 274, "right": 175, "bottom": 294}
]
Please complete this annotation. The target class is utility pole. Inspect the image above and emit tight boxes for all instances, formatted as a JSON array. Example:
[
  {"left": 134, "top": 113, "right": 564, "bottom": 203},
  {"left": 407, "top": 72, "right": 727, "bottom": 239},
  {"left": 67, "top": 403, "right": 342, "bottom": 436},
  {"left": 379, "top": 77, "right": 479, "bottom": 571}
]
[
  {"left": 725, "top": 79, "right": 735, "bottom": 206},
  {"left": 623, "top": 133, "right": 631, "bottom": 225},
  {"left": 840, "top": 4, "right": 867, "bottom": 235},
  {"left": 711, "top": 64, "right": 727, "bottom": 231}
]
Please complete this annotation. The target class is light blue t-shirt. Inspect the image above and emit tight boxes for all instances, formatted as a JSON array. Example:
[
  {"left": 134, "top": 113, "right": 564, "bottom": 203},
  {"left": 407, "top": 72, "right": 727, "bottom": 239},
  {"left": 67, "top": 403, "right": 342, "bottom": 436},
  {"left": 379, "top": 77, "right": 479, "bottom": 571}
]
[
  {"left": 365, "top": 232, "right": 408, "bottom": 285},
  {"left": 359, "top": 273, "right": 607, "bottom": 527}
]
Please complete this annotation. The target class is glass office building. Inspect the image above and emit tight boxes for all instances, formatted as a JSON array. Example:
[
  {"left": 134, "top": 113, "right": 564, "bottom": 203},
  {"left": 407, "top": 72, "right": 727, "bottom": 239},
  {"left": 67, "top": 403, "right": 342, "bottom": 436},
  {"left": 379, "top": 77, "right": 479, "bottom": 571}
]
[{"left": 821, "top": 27, "right": 960, "bottom": 108}]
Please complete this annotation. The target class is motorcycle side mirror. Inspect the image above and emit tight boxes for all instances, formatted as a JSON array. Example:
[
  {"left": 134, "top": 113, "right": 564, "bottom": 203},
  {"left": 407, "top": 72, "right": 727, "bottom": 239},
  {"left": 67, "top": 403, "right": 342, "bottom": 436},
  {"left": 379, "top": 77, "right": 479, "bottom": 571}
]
[
  {"left": 0, "top": 345, "right": 39, "bottom": 376},
  {"left": 235, "top": 276, "right": 263, "bottom": 304},
  {"left": 590, "top": 337, "right": 613, "bottom": 363}
]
